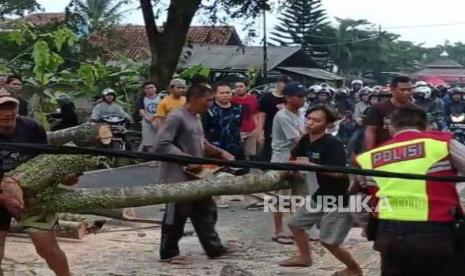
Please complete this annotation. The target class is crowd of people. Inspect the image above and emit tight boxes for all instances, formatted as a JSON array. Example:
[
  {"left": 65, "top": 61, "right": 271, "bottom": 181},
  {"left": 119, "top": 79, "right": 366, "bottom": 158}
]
[{"left": 1, "top": 71, "right": 465, "bottom": 275}]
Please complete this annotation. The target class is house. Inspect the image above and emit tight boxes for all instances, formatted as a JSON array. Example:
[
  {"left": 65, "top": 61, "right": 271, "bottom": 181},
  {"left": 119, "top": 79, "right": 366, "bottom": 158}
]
[
  {"left": 92, "top": 25, "right": 242, "bottom": 60},
  {"left": 2, "top": 12, "right": 343, "bottom": 84},
  {"left": 412, "top": 53, "right": 465, "bottom": 85},
  {"left": 0, "top": 12, "right": 66, "bottom": 29},
  {"left": 178, "top": 44, "right": 344, "bottom": 85}
]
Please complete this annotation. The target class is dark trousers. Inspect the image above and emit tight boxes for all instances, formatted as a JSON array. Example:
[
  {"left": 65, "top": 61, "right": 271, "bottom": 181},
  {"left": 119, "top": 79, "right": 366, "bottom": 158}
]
[
  {"left": 258, "top": 136, "right": 272, "bottom": 162},
  {"left": 381, "top": 253, "right": 464, "bottom": 276},
  {"left": 375, "top": 222, "right": 465, "bottom": 276},
  {"left": 159, "top": 197, "right": 225, "bottom": 260}
]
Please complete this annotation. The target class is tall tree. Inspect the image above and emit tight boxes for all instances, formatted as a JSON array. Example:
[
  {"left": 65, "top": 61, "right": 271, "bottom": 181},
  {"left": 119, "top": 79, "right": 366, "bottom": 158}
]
[
  {"left": 66, "top": 0, "right": 131, "bottom": 32},
  {"left": 270, "top": 0, "right": 329, "bottom": 65},
  {"left": 140, "top": 0, "right": 273, "bottom": 89},
  {"left": 0, "top": 0, "right": 40, "bottom": 18}
]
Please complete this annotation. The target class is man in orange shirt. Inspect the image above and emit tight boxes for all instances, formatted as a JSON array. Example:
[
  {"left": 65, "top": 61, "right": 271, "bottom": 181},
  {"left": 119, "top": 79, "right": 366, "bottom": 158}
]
[{"left": 154, "top": 79, "right": 186, "bottom": 125}]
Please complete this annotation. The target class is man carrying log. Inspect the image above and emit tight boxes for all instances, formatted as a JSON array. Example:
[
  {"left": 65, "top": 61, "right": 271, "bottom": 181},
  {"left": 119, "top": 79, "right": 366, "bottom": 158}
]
[
  {"left": 154, "top": 85, "right": 237, "bottom": 264},
  {"left": 0, "top": 92, "right": 71, "bottom": 276}
]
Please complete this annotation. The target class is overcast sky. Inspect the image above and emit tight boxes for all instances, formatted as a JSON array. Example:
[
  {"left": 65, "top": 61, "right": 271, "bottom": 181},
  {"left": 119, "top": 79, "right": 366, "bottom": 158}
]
[{"left": 36, "top": 0, "right": 465, "bottom": 47}]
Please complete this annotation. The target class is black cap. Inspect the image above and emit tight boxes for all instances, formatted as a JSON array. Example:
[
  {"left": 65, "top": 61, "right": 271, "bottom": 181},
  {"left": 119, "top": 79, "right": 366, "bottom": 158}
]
[
  {"left": 283, "top": 81, "right": 308, "bottom": 97},
  {"left": 277, "top": 75, "right": 292, "bottom": 84}
]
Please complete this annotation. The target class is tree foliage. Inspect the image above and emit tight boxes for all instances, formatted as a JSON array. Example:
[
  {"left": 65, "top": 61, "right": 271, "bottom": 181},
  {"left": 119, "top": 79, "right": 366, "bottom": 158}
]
[
  {"left": 66, "top": 0, "right": 132, "bottom": 33},
  {"left": 270, "top": 0, "right": 329, "bottom": 65},
  {"left": 140, "top": 0, "right": 281, "bottom": 89},
  {"left": 0, "top": 0, "right": 40, "bottom": 18}
]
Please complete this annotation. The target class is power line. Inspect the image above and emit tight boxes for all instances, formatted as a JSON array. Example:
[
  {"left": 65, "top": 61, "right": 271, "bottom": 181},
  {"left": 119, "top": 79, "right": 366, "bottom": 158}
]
[
  {"left": 314, "top": 36, "right": 380, "bottom": 47},
  {"left": 385, "top": 22, "right": 465, "bottom": 29}
]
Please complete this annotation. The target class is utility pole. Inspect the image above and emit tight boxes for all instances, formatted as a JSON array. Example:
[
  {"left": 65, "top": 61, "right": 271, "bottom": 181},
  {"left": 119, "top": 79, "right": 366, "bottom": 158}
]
[{"left": 262, "top": 3, "right": 268, "bottom": 80}]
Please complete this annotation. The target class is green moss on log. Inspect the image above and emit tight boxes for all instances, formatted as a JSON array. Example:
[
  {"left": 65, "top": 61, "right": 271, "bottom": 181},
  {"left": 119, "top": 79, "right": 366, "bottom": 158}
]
[
  {"left": 5, "top": 154, "right": 107, "bottom": 193},
  {"left": 37, "top": 172, "right": 305, "bottom": 213}
]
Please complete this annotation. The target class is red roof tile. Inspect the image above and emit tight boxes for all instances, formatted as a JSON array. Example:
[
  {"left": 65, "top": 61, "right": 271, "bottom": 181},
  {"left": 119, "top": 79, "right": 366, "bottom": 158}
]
[
  {"left": 90, "top": 25, "right": 242, "bottom": 59},
  {"left": 19, "top": 12, "right": 65, "bottom": 27}
]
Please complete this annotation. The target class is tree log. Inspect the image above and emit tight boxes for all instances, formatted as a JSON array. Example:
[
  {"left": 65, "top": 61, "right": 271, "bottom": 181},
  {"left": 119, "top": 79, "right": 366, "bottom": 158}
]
[
  {"left": 47, "top": 123, "right": 112, "bottom": 146},
  {"left": 36, "top": 171, "right": 304, "bottom": 213},
  {"left": 11, "top": 220, "right": 88, "bottom": 239},
  {"left": 5, "top": 154, "right": 106, "bottom": 194}
]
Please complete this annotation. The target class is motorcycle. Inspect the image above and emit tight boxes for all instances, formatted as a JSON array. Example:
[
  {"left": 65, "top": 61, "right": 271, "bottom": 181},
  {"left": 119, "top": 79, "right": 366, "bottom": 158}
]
[
  {"left": 98, "top": 115, "right": 141, "bottom": 152},
  {"left": 446, "top": 113, "right": 465, "bottom": 144}
]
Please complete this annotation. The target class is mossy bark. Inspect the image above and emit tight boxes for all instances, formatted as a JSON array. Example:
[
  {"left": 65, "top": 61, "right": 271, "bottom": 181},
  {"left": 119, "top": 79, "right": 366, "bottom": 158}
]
[
  {"left": 47, "top": 123, "right": 111, "bottom": 146},
  {"left": 34, "top": 171, "right": 305, "bottom": 213},
  {"left": 5, "top": 154, "right": 106, "bottom": 194}
]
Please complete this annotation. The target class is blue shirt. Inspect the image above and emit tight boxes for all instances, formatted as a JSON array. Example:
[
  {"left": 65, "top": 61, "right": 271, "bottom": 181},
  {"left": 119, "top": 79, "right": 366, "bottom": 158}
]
[{"left": 202, "top": 102, "right": 243, "bottom": 158}]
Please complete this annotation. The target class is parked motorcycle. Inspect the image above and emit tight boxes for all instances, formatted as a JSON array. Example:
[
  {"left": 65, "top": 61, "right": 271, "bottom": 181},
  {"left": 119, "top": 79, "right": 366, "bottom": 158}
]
[
  {"left": 98, "top": 115, "right": 141, "bottom": 151},
  {"left": 46, "top": 95, "right": 80, "bottom": 131},
  {"left": 446, "top": 113, "right": 465, "bottom": 144}
]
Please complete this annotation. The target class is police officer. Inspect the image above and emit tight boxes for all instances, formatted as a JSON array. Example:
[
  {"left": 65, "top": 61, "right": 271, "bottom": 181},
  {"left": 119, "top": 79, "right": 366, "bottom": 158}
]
[{"left": 355, "top": 106, "right": 465, "bottom": 276}]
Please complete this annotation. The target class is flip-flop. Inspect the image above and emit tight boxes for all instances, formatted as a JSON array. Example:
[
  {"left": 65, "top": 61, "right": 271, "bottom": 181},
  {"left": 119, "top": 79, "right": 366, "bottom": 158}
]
[
  {"left": 271, "top": 235, "right": 293, "bottom": 245},
  {"left": 278, "top": 257, "right": 312, "bottom": 267},
  {"left": 159, "top": 255, "right": 192, "bottom": 265}
]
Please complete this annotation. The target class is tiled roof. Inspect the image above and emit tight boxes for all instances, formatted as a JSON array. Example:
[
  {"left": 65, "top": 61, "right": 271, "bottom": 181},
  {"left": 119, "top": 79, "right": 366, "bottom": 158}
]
[
  {"left": 413, "top": 68, "right": 465, "bottom": 77},
  {"left": 90, "top": 25, "right": 242, "bottom": 60},
  {"left": 424, "top": 58, "right": 464, "bottom": 69},
  {"left": 1, "top": 12, "right": 66, "bottom": 28}
]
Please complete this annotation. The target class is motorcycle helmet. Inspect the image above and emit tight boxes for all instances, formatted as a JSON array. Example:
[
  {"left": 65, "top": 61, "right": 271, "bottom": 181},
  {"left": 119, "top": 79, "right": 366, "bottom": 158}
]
[
  {"left": 414, "top": 81, "right": 428, "bottom": 88},
  {"left": 102, "top": 88, "right": 116, "bottom": 97},
  {"left": 413, "top": 85, "right": 432, "bottom": 99},
  {"left": 368, "top": 91, "right": 379, "bottom": 105},
  {"left": 317, "top": 87, "right": 332, "bottom": 98},
  {"left": 449, "top": 87, "right": 464, "bottom": 95},
  {"left": 335, "top": 87, "right": 350, "bottom": 97},
  {"left": 358, "top": 87, "right": 372, "bottom": 101},
  {"left": 55, "top": 93, "right": 72, "bottom": 105},
  {"left": 308, "top": 84, "right": 322, "bottom": 94},
  {"left": 372, "top": 85, "right": 383, "bottom": 93},
  {"left": 351, "top": 79, "right": 363, "bottom": 88},
  {"left": 449, "top": 87, "right": 464, "bottom": 101},
  {"left": 379, "top": 86, "right": 392, "bottom": 101}
]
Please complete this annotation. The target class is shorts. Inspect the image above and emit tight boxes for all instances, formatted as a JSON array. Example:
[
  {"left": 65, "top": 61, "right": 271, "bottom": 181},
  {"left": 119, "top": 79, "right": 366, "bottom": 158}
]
[
  {"left": 0, "top": 206, "right": 58, "bottom": 233},
  {"left": 141, "top": 120, "right": 157, "bottom": 147},
  {"left": 288, "top": 200, "right": 352, "bottom": 245},
  {"left": 240, "top": 131, "right": 257, "bottom": 157}
]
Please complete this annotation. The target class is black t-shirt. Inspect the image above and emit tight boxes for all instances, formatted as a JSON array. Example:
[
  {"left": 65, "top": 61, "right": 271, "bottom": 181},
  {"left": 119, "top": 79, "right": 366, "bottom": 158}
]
[
  {"left": 0, "top": 117, "right": 47, "bottom": 175},
  {"left": 291, "top": 134, "right": 350, "bottom": 203},
  {"left": 364, "top": 100, "right": 417, "bottom": 146},
  {"left": 259, "top": 92, "right": 286, "bottom": 138}
]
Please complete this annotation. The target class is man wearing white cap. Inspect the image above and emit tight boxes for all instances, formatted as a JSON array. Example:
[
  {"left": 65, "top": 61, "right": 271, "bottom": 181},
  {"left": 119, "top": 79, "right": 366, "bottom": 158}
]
[
  {"left": 154, "top": 78, "right": 187, "bottom": 125},
  {"left": 0, "top": 91, "right": 71, "bottom": 275}
]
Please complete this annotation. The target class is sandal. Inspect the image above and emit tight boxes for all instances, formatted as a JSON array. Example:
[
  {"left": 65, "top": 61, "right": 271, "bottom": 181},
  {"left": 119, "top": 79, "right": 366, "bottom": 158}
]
[
  {"left": 271, "top": 234, "right": 293, "bottom": 245},
  {"left": 278, "top": 256, "right": 312, "bottom": 267}
]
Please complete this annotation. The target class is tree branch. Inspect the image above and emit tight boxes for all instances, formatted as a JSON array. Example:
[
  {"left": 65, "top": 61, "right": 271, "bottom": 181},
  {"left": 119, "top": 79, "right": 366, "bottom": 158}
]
[{"left": 43, "top": 171, "right": 304, "bottom": 213}]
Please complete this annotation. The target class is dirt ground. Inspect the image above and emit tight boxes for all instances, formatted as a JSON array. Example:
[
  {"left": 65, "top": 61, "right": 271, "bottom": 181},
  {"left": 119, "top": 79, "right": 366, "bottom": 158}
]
[{"left": 3, "top": 201, "right": 381, "bottom": 276}]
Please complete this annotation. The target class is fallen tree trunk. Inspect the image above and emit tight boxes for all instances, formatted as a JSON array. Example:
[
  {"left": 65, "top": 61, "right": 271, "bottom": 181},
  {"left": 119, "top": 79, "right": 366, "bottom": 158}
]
[
  {"left": 5, "top": 154, "right": 106, "bottom": 194},
  {"left": 36, "top": 171, "right": 304, "bottom": 213},
  {"left": 47, "top": 123, "right": 112, "bottom": 146}
]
